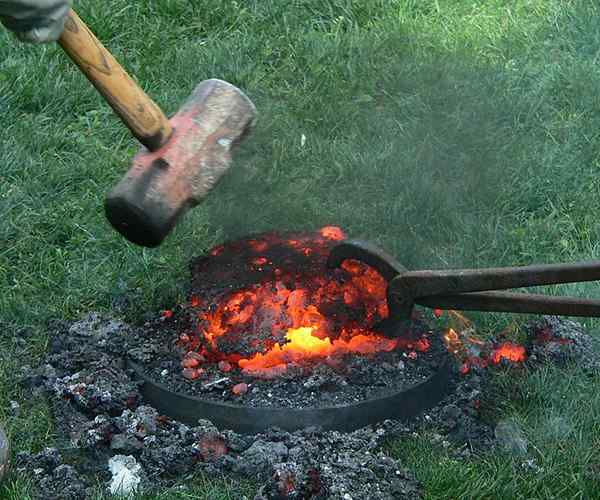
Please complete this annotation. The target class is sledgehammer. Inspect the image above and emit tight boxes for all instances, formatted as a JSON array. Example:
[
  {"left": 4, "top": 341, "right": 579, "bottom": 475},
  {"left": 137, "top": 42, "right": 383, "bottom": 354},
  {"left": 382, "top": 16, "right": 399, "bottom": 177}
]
[{"left": 57, "top": 10, "right": 256, "bottom": 247}]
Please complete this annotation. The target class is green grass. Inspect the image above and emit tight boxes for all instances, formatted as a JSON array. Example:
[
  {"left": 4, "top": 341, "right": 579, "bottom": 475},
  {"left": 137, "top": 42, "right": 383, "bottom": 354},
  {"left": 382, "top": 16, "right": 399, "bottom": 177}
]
[{"left": 2, "top": 0, "right": 600, "bottom": 497}]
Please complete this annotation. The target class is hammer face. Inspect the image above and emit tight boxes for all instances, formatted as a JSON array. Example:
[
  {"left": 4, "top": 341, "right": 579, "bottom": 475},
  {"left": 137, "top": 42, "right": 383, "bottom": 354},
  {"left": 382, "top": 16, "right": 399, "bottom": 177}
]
[{"left": 105, "top": 79, "right": 257, "bottom": 247}]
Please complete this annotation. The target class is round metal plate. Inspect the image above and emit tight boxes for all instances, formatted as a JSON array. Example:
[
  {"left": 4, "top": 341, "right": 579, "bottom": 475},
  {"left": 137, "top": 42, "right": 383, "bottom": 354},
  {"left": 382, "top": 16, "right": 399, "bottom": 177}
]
[{"left": 127, "top": 356, "right": 456, "bottom": 434}]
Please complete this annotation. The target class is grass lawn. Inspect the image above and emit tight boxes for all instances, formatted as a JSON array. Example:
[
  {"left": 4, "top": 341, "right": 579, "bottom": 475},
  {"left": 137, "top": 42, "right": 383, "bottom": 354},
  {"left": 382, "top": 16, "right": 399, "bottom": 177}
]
[{"left": 2, "top": 0, "right": 600, "bottom": 498}]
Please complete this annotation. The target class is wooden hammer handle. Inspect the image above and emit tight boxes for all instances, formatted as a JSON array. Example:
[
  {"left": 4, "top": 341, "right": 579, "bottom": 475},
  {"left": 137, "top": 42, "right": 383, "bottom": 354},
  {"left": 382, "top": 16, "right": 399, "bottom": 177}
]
[{"left": 58, "top": 9, "right": 172, "bottom": 151}]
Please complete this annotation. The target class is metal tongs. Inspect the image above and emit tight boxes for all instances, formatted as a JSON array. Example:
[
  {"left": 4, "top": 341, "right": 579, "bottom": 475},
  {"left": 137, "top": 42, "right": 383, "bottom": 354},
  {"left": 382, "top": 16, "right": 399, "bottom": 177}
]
[{"left": 327, "top": 239, "right": 600, "bottom": 338}]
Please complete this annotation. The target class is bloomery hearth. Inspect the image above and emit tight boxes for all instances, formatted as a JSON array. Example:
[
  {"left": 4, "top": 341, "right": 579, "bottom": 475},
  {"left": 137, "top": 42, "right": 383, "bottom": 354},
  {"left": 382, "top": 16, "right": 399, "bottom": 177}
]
[
  {"left": 14, "top": 226, "right": 600, "bottom": 499},
  {"left": 123, "top": 226, "right": 596, "bottom": 433},
  {"left": 126, "top": 227, "right": 457, "bottom": 432}
]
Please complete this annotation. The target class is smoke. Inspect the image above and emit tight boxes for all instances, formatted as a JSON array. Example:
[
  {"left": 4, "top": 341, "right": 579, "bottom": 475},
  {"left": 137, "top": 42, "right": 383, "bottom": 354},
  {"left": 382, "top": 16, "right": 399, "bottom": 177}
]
[{"left": 204, "top": 50, "right": 525, "bottom": 272}]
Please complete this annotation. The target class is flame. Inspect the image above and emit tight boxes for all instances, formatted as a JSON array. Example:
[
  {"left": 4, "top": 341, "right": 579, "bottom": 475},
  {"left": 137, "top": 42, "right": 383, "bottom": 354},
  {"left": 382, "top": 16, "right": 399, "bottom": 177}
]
[{"left": 443, "top": 311, "right": 528, "bottom": 374}]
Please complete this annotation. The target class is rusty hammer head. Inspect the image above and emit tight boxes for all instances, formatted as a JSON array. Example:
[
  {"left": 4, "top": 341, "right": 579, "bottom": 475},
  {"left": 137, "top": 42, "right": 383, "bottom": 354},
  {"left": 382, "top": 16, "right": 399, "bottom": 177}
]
[{"left": 104, "top": 79, "right": 256, "bottom": 247}]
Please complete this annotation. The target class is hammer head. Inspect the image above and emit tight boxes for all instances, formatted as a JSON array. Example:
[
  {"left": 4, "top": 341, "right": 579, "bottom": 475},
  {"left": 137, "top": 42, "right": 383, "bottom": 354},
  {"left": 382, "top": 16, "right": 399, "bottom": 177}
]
[{"left": 104, "top": 79, "right": 257, "bottom": 247}]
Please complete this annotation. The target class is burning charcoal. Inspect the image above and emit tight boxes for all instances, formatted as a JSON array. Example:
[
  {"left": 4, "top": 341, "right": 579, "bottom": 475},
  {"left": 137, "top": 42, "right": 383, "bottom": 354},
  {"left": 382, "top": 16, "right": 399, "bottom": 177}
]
[
  {"left": 181, "top": 351, "right": 205, "bottom": 369},
  {"left": 181, "top": 358, "right": 199, "bottom": 369},
  {"left": 194, "top": 432, "right": 229, "bottom": 461},
  {"left": 232, "top": 382, "right": 249, "bottom": 396},
  {"left": 494, "top": 419, "right": 528, "bottom": 456},
  {"left": 242, "top": 364, "right": 288, "bottom": 380},
  {"left": 108, "top": 455, "right": 145, "bottom": 496},
  {"left": 526, "top": 316, "right": 600, "bottom": 370},
  {"left": 161, "top": 309, "right": 174, "bottom": 319}
]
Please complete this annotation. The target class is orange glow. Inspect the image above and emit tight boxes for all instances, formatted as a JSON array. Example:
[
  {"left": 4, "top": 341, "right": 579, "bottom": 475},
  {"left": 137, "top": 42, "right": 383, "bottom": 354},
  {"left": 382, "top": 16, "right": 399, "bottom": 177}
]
[
  {"left": 443, "top": 314, "right": 528, "bottom": 374},
  {"left": 210, "top": 245, "right": 225, "bottom": 256},
  {"left": 490, "top": 342, "right": 527, "bottom": 364},
  {"left": 443, "top": 328, "right": 463, "bottom": 355},
  {"left": 180, "top": 226, "right": 423, "bottom": 378},
  {"left": 320, "top": 226, "right": 346, "bottom": 240},
  {"left": 237, "top": 326, "right": 399, "bottom": 377}
]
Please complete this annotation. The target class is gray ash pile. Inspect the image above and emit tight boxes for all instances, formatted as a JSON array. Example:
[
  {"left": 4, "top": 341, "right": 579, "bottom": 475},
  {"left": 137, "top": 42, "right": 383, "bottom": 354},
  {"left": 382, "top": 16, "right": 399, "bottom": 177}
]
[{"left": 14, "top": 312, "right": 595, "bottom": 498}]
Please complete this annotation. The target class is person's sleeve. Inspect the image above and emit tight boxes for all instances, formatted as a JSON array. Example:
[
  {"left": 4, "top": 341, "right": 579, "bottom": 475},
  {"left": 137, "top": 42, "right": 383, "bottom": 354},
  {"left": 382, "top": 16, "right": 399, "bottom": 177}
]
[{"left": 0, "top": 0, "right": 71, "bottom": 43}]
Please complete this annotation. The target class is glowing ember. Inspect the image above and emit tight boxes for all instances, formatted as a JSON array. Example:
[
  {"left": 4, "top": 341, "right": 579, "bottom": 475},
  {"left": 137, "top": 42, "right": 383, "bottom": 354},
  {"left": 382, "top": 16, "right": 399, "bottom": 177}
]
[
  {"left": 237, "top": 326, "right": 399, "bottom": 375},
  {"left": 196, "top": 434, "right": 228, "bottom": 461},
  {"left": 490, "top": 342, "right": 527, "bottom": 364},
  {"left": 443, "top": 311, "right": 528, "bottom": 374},
  {"left": 319, "top": 226, "right": 345, "bottom": 240},
  {"left": 178, "top": 226, "right": 428, "bottom": 379},
  {"left": 232, "top": 383, "right": 248, "bottom": 395},
  {"left": 218, "top": 361, "right": 232, "bottom": 373}
]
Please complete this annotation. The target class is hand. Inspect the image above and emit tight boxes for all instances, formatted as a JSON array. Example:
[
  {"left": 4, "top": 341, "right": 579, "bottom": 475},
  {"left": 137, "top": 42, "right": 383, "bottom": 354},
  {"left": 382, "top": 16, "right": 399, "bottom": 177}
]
[{"left": 0, "top": 0, "right": 71, "bottom": 43}]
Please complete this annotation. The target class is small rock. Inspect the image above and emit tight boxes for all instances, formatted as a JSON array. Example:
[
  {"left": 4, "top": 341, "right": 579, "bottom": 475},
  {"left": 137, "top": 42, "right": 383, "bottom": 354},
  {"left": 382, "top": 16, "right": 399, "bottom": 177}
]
[
  {"left": 232, "top": 383, "right": 248, "bottom": 396},
  {"left": 134, "top": 406, "right": 158, "bottom": 436},
  {"left": 8, "top": 400, "right": 20, "bottom": 417},
  {"left": 218, "top": 361, "right": 232, "bottom": 373},
  {"left": 237, "top": 440, "right": 288, "bottom": 475},
  {"left": 195, "top": 433, "right": 228, "bottom": 461},
  {"left": 110, "top": 434, "right": 143, "bottom": 454},
  {"left": 182, "top": 368, "right": 204, "bottom": 380}
]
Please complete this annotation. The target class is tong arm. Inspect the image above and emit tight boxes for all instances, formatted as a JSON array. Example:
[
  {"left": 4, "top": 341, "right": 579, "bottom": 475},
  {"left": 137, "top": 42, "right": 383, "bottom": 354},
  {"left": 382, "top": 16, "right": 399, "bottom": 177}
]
[
  {"left": 415, "top": 291, "right": 600, "bottom": 317},
  {"left": 397, "top": 260, "right": 600, "bottom": 298}
]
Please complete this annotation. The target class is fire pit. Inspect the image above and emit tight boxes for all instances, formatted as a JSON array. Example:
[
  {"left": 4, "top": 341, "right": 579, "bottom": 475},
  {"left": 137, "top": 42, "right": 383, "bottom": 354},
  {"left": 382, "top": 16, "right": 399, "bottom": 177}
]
[
  {"left": 17, "top": 225, "right": 600, "bottom": 499},
  {"left": 126, "top": 227, "right": 456, "bottom": 433}
]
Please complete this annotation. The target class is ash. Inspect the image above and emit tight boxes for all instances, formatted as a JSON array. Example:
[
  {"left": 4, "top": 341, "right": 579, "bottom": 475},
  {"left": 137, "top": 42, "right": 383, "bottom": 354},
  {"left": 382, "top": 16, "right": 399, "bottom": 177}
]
[
  {"left": 525, "top": 315, "right": 600, "bottom": 371},
  {"left": 15, "top": 313, "right": 598, "bottom": 499}
]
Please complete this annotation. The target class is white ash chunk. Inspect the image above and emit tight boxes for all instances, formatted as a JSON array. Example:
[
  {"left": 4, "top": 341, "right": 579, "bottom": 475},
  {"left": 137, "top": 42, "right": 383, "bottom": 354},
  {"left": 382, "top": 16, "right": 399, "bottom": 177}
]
[{"left": 108, "top": 455, "right": 144, "bottom": 496}]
